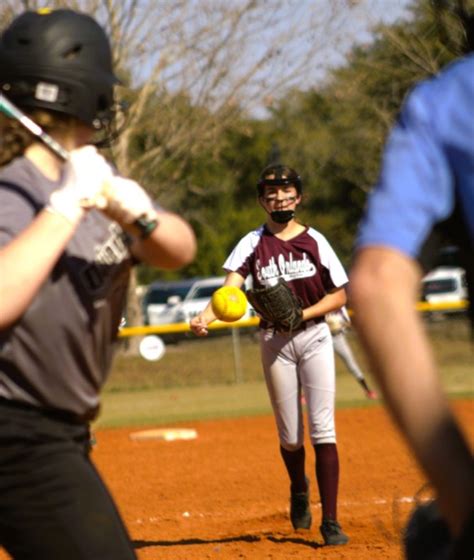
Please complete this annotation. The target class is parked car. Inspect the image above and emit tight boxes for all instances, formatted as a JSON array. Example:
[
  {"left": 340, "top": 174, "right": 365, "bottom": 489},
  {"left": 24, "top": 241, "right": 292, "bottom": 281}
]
[
  {"left": 149, "top": 276, "right": 255, "bottom": 327},
  {"left": 421, "top": 266, "right": 468, "bottom": 316},
  {"left": 143, "top": 278, "right": 200, "bottom": 325}
]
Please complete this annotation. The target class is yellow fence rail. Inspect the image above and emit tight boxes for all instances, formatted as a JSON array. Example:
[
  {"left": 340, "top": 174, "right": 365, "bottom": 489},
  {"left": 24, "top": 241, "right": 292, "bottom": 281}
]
[{"left": 118, "top": 300, "right": 469, "bottom": 339}]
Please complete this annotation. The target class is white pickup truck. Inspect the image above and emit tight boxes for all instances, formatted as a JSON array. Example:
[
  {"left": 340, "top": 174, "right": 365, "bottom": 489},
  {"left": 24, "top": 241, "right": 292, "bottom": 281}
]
[{"left": 421, "top": 266, "right": 468, "bottom": 313}]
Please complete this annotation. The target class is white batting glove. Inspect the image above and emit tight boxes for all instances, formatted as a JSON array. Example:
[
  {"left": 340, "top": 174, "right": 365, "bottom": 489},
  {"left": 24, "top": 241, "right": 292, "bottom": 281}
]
[
  {"left": 47, "top": 146, "right": 113, "bottom": 224},
  {"left": 101, "top": 177, "right": 158, "bottom": 237}
]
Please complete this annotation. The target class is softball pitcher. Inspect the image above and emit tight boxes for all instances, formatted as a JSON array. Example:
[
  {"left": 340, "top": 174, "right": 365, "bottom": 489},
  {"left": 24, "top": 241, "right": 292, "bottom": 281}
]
[
  {"left": 191, "top": 164, "right": 349, "bottom": 546},
  {"left": 0, "top": 9, "right": 195, "bottom": 559}
]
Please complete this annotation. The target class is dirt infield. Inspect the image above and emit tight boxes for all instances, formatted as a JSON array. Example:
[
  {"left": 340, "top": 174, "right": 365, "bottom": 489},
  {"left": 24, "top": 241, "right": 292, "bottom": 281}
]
[{"left": 0, "top": 400, "right": 472, "bottom": 559}]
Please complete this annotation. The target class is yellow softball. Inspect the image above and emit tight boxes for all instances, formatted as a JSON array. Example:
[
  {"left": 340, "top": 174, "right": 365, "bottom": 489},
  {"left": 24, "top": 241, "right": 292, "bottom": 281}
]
[{"left": 211, "top": 286, "right": 247, "bottom": 322}]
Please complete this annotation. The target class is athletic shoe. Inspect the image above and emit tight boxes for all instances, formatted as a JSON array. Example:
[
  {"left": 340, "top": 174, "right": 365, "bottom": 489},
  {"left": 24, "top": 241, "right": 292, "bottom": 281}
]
[
  {"left": 367, "top": 390, "right": 378, "bottom": 400},
  {"left": 320, "top": 519, "right": 349, "bottom": 545},
  {"left": 290, "top": 480, "right": 312, "bottom": 530}
]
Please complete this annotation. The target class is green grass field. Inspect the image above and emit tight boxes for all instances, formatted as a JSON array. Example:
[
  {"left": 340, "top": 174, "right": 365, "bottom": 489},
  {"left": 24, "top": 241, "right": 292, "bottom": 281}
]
[{"left": 95, "top": 316, "right": 473, "bottom": 429}]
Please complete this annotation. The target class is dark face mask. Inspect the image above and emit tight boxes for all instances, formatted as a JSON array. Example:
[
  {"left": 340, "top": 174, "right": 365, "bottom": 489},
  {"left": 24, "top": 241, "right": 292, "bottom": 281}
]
[{"left": 270, "top": 210, "right": 295, "bottom": 223}]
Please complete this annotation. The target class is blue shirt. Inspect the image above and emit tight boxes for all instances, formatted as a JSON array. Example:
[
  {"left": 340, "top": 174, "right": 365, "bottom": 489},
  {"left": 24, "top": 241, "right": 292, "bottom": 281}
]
[{"left": 356, "top": 54, "right": 474, "bottom": 257}]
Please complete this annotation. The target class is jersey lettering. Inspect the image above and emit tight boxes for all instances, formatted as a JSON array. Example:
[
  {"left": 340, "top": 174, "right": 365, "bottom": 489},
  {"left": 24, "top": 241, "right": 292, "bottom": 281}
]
[
  {"left": 80, "top": 223, "right": 129, "bottom": 295},
  {"left": 257, "top": 252, "right": 316, "bottom": 284},
  {"left": 278, "top": 252, "right": 316, "bottom": 279}
]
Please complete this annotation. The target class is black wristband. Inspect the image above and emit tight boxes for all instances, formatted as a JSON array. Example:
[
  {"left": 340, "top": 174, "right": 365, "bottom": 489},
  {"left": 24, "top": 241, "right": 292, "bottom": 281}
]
[{"left": 132, "top": 214, "right": 159, "bottom": 239}]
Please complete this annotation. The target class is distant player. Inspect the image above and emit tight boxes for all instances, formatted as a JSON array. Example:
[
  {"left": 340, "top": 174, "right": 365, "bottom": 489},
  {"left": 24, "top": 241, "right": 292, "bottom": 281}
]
[
  {"left": 325, "top": 307, "right": 377, "bottom": 399},
  {"left": 0, "top": 9, "right": 196, "bottom": 559},
  {"left": 191, "top": 165, "right": 349, "bottom": 546},
  {"left": 350, "top": 49, "right": 474, "bottom": 559}
]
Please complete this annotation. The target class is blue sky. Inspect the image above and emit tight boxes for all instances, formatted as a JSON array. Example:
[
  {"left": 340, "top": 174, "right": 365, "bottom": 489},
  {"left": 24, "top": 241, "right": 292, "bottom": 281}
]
[
  {"left": 239, "top": 0, "right": 415, "bottom": 116},
  {"left": 257, "top": 0, "right": 414, "bottom": 85}
]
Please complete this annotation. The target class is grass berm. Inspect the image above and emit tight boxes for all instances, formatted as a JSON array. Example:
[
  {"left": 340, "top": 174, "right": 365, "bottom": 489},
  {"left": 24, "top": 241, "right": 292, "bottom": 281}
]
[{"left": 96, "top": 315, "right": 473, "bottom": 428}]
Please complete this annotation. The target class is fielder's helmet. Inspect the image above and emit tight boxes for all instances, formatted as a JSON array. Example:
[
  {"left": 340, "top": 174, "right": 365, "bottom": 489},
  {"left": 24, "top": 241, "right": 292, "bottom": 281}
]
[
  {"left": 0, "top": 9, "right": 119, "bottom": 128},
  {"left": 257, "top": 164, "right": 302, "bottom": 197}
]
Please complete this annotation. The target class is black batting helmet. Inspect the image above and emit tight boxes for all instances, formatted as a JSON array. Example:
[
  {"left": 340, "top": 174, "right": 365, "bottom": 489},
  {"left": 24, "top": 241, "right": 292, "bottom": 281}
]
[
  {"left": 0, "top": 9, "right": 119, "bottom": 128},
  {"left": 257, "top": 164, "right": 303, "bottom": 197}
]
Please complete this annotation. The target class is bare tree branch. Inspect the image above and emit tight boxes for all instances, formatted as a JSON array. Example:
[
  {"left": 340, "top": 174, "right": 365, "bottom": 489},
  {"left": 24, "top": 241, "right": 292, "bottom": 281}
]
[{"left": 1, "top": 0, "right": 406, "bottom": 198}]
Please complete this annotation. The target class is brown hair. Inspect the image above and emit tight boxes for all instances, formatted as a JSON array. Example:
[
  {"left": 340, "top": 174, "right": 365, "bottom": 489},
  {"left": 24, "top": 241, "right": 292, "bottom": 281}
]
[{"left": 0, "top": 109, "right": 73, "bottom": 167}]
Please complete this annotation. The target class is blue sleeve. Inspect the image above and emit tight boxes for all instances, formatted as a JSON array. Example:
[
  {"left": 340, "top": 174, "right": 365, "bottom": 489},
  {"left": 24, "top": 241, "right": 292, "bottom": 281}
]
[{"left": 355, "top": 83, "right": 454, "bottom": 258}]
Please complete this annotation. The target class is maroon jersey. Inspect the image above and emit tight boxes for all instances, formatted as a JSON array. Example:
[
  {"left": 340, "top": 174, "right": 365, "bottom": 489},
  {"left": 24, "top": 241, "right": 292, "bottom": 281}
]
[{"left": 224, "top": 225, "right": 348, "bottom": 322}]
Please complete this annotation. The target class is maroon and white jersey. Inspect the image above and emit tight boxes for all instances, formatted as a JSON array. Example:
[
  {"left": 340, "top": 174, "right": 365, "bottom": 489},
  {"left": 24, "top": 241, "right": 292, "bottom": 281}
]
[{"left": 224, "top": 225, "right": 348, "bottom": 323}]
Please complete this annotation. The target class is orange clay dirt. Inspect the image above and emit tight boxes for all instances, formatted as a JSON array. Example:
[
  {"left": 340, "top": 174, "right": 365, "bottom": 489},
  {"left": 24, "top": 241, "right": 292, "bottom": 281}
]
[{"left": 0, "top": 400, "right": 472, "bottom": 560}]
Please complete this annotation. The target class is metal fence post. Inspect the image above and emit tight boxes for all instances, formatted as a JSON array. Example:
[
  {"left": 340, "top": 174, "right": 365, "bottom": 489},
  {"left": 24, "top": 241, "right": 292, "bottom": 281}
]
[{"left": 231, "top": 328, "right": 243, "bottom": 383}]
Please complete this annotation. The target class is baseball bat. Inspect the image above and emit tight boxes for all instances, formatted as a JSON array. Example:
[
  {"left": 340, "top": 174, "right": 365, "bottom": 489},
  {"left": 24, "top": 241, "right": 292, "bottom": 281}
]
[
  {"left": 0, "top": 92, "right": 113, "bottom": 208},
  {"left": 0, "top": 93, "right": 69, "bottom": 161},
  {"left": 0, "top": 93, "right": 157, "bottom": 235}
]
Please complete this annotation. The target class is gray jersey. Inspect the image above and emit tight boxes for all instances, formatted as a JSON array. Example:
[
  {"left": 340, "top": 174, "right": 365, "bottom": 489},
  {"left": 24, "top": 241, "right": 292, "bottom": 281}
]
[{"left": 0, "top": 157, "right": 133, "bottom": 417}]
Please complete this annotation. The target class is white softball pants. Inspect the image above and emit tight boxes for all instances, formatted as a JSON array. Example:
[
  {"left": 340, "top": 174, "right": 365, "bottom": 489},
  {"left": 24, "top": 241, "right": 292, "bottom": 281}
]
[{"left": 259, "top": 322, "right": 336, "bottom": 450}]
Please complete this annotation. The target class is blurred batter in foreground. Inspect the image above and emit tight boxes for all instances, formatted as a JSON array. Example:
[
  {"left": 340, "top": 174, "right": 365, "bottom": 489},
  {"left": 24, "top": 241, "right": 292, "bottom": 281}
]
[{"left": 0, "top": 9, "right": 196, "bottom": 559}]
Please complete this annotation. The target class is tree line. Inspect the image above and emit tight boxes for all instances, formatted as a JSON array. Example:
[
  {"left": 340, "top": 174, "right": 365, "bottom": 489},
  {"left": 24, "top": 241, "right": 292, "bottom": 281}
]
[
  {"left": 125, "top": 0, "right": 461, "bottom": 283},
  {"left": 0, "top": 0, "right": 465, "bottom": 330}
]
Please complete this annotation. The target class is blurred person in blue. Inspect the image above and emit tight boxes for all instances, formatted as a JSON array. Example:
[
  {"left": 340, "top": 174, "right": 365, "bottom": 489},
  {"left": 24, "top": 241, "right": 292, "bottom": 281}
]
[{"left": 350, "top": 11, "right": 474, "bottom": 559}]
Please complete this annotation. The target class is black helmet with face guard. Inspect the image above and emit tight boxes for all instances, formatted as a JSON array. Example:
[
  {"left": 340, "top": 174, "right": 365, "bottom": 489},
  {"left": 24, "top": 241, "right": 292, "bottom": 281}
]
[{"left": 257, "top": 165, "right": 302, "bottom": 198}]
